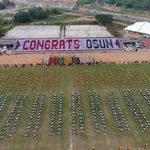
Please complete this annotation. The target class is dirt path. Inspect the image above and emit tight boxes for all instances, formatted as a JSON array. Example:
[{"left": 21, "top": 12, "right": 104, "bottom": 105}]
[{"left": 0, "top": 51, "right": 150, "bottom": 65}]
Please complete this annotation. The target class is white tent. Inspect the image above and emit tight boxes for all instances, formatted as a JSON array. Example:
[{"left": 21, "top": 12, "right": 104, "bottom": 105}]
[{"left": 124, "top": 22, "right": 150, "bottom": 35}]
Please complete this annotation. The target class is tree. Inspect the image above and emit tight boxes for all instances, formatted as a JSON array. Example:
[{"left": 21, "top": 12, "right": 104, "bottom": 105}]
[
  {"left": 104, "top": 0, "right": 150, "bottom": 10},
  {"left": 0, "top": 2, "right": 6, "bottom": 10},
  {"left": 28, "top": 7, "right": 49, "bottom": 20},
  {"left": 78, "top": 0, "right": 96, "bottom": 5},
  {"left": 95, "top": 14, "right": 113, "bottom": 25},
  {"left": 14, "top": 7, "right": 61, "bottom": 24},
  {"left": 14, "top": 11, "right": 32, "bottom": 23},
  {"left": 49, "top": 8, "right": 61, "bottom": 15}
]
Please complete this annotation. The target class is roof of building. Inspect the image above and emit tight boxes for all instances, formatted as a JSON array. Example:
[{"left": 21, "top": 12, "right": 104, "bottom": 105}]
[
  {"left": 3, "top": 25, "right": 112, "bottom": 39},
  {"left": 124, "top": 22, "right": 150, "bottom": 35}
]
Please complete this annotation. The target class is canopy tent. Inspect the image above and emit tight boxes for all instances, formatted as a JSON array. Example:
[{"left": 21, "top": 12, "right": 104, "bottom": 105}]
[{"left": 124, "top": 22, "right": 150, "bottom": 35}]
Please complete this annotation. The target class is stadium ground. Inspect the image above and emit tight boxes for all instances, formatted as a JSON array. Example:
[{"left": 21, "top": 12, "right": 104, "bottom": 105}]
[{"left": 0, "top": 64, "right": 150, "bottom": 150}]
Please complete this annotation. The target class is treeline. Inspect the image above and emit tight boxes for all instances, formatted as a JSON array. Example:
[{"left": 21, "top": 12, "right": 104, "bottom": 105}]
[
  {"left": 14, "top": 7, "right": 61, "bottom": 23},
  {"left": 78, "top": 0, "right": 95, "bottom": 4},
  {"left": 78, "top": 0, "right": 150, "bottom": 10},
  {"left": 105, "top": 0, "right": 150, "bottom": 10}
]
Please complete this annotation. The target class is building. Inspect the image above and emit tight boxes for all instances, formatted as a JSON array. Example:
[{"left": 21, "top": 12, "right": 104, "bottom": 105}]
[
  {"left": 124, "top": 22, "right": 150, "bottom": 38},
  {"left": 123, "top": 22, "right": 150, "bottom": 49},
  {"left": 4, "top": 25, "right": 112, "bottom": 39}
]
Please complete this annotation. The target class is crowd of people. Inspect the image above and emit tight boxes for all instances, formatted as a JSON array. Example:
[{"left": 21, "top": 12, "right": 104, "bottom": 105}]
[
  {"left": 43, "top": 55, "right": 97, "bottom": 66},
  {"left": 0, "top": 56, "right": 149, "bottom": 69}
]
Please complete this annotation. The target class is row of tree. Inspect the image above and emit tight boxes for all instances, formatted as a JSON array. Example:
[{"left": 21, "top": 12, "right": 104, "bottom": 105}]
[
  {"left": 105, "top": 0, "right": 150, "bottom": 10},
  {"left": 14, "top": 8, "right": 61, "bottom": 23},
  {"left": 78, "top": 0, "right": 150, "bottom": 11}
]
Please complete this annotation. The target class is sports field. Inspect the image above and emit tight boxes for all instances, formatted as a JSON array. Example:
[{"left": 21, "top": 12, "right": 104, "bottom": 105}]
[{"left": 0, "top": 64, "right": 150, "bottom": 150}]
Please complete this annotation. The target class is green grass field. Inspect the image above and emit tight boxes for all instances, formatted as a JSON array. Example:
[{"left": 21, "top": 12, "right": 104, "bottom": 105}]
[{"left": 0, "top": 64, "right": 150, "bottom": 150}]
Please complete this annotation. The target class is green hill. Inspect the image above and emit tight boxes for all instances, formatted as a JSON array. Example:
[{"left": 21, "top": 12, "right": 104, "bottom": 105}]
[
  {"left": 105, "top": 0, "right": 150, "bottom": 10},
  {"left": 78, "top": 0, "right": 150, "bottom": 11}
]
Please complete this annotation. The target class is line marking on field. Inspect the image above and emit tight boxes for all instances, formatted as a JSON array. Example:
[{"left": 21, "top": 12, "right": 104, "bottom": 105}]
[{"left": 69, "top": 111, "right": 73, "bottom": 150}]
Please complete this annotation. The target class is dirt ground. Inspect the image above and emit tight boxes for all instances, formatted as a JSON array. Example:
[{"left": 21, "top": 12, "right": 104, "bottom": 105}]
[{"left": 0, "top": 51, "right": 150, "bottom": 65}]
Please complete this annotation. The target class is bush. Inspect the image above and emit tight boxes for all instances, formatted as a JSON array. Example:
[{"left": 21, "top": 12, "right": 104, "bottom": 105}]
[
  {"left": 49, "top": 8, "right": 61, "bottom": 15},
  {"left": 14, "top": 8, "right": 48, "bottom": 23},
  {"left": 28, "top": 7, "right": 49, "bottom": 20},
  {"left": 14, "top": 11, "right": 32, "bottom": 23},
  {"left": 95, "top": 14, "right": 113, "bottom": 25},
  {"left": 78, "top": 0, "right": 96, "bottom": 5},
  {"left": 14, "top": 7, "right": 61, "bottom": 23},
  {"left": 0, "top": 27, "right": 4, "bottom": 37},
  {"left": 104, "top": 0, "right": 150, "bottom": 11}
]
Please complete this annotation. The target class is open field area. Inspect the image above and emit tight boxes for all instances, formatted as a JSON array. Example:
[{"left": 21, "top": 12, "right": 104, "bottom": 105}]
[{"left": 0, "top": 64, "right": 150, "bottom": 150}]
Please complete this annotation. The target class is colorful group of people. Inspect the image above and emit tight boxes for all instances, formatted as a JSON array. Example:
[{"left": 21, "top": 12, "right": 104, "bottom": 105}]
[{"left": 44, "top": 55, "right": 87, "bottom": 65}]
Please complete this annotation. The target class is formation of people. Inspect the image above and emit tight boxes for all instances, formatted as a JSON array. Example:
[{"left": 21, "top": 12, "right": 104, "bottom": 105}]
[{"left": 43, "top": 55, "right": 96, "bottom": 65}]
